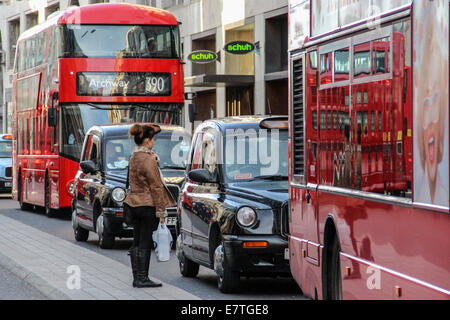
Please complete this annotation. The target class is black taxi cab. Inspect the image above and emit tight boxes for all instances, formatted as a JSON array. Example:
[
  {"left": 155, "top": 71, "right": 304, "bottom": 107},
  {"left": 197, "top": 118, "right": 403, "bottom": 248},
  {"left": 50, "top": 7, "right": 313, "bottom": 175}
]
[
  {"left": 71, "top": 123, "right": 191, "bottom": 249},
  {"left": 176, "top": 116, "right": 291, "bottom": 293},
  {"left": 0, "top": 134, "right": 13, "bottom": 193}
]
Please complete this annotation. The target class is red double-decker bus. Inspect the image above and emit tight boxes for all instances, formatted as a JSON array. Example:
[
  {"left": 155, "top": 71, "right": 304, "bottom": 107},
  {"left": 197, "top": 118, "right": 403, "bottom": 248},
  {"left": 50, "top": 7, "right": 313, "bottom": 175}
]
[
  {"left": 12, "top": 3, "right": 184, "bottom": 217},
  {"left": 288, "top": 0, "right": 449, "bottom": 299}
]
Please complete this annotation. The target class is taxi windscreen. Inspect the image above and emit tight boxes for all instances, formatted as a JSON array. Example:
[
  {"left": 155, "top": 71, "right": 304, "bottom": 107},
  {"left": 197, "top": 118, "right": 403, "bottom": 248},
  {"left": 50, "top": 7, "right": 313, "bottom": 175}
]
[
  {"left": 104, "top": 131, "right": 191, "bottom": 172},
  {"left": 0, "top": 141, "right": 12, "bottom": 158},
  {"left": 223, "top": 129, "right": 288, "bottom": 182}
]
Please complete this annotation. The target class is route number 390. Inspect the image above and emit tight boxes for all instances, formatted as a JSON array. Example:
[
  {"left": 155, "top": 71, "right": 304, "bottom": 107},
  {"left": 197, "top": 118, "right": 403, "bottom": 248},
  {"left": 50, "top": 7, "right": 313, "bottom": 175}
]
[{"left": 146, "top": 76, "right": 165, "bottom": 93}]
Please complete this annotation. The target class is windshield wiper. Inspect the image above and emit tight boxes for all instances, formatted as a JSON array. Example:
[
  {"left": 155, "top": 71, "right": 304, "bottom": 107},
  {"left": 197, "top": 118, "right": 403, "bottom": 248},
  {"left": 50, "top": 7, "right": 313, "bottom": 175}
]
[
  {"left": 86, "top": 103, "right": 135, "bottom": 111},
  {"left": 250, "top": 175, "right": 288, "bottom": 181},
  {"left": 85, "top": 103, "right": 176, "bottom": 113},
  {"left": 160, "top": 165, "right": 185, "bottom": 170}
]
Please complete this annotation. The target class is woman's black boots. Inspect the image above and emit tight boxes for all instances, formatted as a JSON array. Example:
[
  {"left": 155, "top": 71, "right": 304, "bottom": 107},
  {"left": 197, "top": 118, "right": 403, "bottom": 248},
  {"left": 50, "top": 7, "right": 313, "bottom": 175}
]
[
  {"left": 133, "top": 248, "right": 162, "bottom": 288},
  {"left": 129, "top": 246, "right": 139, "bottom": 287}
]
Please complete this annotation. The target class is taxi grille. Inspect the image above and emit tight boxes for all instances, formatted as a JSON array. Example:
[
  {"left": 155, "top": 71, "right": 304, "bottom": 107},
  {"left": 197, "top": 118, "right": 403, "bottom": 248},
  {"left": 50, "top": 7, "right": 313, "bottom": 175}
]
[
  {"left": 280, "top": 202, "right": 290, "bottom": 238},
  {"left": 4, "top": 167, "right": 12, "bottom": 178},
  {"left": 166, "top": 184, "right": 180, "bottom": 202}
]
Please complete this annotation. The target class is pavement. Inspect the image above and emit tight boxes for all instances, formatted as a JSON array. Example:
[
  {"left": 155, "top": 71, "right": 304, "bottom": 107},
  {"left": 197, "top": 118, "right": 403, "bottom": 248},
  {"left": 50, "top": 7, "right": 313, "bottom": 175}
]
[{"left": 0, "top": 213, "right": 200, "bottom": 300}]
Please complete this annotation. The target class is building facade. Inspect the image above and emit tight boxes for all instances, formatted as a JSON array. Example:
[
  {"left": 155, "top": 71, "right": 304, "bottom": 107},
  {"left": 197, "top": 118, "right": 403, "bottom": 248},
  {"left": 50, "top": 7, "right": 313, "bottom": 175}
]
[{"left": 0, "top": 0, "right": 288, "bottom": 132}]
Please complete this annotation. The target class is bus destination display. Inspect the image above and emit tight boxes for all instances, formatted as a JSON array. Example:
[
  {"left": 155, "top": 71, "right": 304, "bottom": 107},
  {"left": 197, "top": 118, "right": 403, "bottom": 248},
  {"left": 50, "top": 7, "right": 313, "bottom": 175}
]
[{"left": 76, "top": 72, "right": 172, "bottom": 97}]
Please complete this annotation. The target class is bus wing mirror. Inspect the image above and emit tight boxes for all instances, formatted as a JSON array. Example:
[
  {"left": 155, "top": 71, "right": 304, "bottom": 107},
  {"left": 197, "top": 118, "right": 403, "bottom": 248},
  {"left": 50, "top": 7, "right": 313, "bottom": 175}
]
[
  {"left": 188, "top": 103, "right": 197, "bottom": 123},
  {"left": 48, "top": 107, "right": 57, "bottom": 127}
]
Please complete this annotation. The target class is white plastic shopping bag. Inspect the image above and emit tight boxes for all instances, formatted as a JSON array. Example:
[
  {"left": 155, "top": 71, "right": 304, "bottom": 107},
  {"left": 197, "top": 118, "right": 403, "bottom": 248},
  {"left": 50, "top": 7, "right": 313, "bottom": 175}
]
[{"left": 152, "top": 222, "right": 173, "bottom": 262}]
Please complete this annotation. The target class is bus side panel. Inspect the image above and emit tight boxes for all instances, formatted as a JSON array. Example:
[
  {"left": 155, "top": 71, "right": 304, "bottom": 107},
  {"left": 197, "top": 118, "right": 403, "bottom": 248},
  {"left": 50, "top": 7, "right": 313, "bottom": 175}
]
[
  {"left": 317, "top": 191, "right": 450, "bottom": 299},
  {"left": 289, "top": 187, "right": 323, "bottom": 299},
  {"left": 58, "top": 156, "right": 79, "bottom": 209}
]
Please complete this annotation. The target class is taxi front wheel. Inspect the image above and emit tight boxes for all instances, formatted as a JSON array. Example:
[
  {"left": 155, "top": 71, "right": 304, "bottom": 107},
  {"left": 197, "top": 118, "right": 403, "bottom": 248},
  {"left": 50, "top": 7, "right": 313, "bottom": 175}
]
[
  {"left": 96, "top": 213, "right": 115, "bottom": 249},
  {"left": 214, "top": 241, "right": 240, "bottom": 293}
]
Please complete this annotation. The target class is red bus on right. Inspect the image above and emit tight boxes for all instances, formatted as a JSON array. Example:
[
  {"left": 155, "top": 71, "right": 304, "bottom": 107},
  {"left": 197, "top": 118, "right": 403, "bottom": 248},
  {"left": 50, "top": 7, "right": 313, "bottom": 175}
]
[{"left": 288, "top": 0, "right": 449, "bottom": 299}]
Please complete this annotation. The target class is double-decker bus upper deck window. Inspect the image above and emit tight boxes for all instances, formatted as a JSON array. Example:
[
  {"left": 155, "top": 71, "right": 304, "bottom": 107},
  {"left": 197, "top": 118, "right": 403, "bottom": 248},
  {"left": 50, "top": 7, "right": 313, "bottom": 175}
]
[
  {"left": 63, "top": 25, "right": 181, "bottom": 59},
  {"left": 334, "top": 48, "right": 349, "bottom": 81},
  {"left": 353, "top": 42, "right": 371, "bottom": 78}
]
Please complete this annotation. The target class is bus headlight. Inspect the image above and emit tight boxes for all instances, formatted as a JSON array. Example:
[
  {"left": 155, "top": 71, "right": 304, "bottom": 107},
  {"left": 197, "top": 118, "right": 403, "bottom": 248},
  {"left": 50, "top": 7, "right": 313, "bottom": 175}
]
[
  {"left": 112, "top": 187, "right": 126, "bottom": 203},
  {"left": 236, "top": 207, "right": 257, "bottom": 227},
  {"left": 68, "top": 182, "right": 75, "bottom": 196}
]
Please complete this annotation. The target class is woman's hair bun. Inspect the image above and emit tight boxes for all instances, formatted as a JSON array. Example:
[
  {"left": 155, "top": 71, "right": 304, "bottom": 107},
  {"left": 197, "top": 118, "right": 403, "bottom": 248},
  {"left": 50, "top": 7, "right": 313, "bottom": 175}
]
[{"left": 129, "top": 123, "right": 143, "bottom": 138}]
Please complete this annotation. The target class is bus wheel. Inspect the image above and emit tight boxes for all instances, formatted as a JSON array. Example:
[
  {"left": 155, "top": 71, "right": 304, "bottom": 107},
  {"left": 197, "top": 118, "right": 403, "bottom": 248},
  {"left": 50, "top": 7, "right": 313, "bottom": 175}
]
[
  {"left": 329, "top": 234, "right": 342, "bottom": 300},
  {"left": 18, "top": 173, "right": 31, "bottom": 211},
  {"left": 45, "top": 175, "right": 56, "bottom": 218}
]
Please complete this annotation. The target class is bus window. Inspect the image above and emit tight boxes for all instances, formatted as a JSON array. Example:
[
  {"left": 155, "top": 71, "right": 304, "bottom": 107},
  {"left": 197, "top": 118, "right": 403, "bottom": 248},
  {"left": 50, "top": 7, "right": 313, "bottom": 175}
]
[
  {"left": 312, "top": 110, "right": 317, "bottom": 130},
  {"left": 378, "top": 111, "right": 382, "bottom": 131},
  {"left": 363, "top": 111, "right": 368, "bottom": 135},
  {"left": 320, "top": 110, "right": 326, "bottom": 130},
  {"left": 371, "top": 111, "right": 375, "bottom": 132},
  {"left": 320, "top": 52, "right": 332, "bottom": 84},
  {"left": 327, "top": 110, "right": 332, "bottom": 130},
  {"left": 334, "top": 48, "right": 349, "bottom": 81},
  {"left": 353, "top": 42, "right": 371, "bottom": 78},
  {"left": 309, "top": 51, "right": 318, "bottom": 69},
  {"left": 63, "top": 25, "right": 181, "bottom": 59},
  {"left": 333, "top": 111, "right": 338, "bottom": 130},
  {"left": 372, "top": 37, "right": 391, "bottom": 74},
  {"left": 36, "top": 34, "right": 44, "bottom": 66},
  {"left": 25, "top": 40, "right": 31, "bottom": 69},
  {"left": 30, "top": 38, "right": 36, "bottom": 68}
]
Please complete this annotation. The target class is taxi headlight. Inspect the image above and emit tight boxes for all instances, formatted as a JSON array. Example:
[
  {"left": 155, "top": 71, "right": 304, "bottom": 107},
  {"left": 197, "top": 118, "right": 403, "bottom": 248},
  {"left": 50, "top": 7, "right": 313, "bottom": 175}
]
[
  {"left": 236, "top": 207, "right": 257, "bottom": 227},
  {"left": 112, "top": 187, "right": 126, "bottom": 202}
]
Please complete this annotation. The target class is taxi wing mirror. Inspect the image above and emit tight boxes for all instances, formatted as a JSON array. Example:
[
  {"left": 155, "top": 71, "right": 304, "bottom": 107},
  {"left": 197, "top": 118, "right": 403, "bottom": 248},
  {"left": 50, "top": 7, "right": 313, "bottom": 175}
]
[
  {"left": 188, "top": 168, "right": 217, "bottom": 184},
  {"left": 80, "top": 160, "right": 98, "bottom": 175}
]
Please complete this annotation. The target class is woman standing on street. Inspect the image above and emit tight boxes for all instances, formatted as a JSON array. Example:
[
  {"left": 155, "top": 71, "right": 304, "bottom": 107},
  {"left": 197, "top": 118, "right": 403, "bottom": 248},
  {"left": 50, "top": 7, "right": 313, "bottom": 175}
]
[{"left": 124, "top": 123, "right": 176, "bottom": 288}]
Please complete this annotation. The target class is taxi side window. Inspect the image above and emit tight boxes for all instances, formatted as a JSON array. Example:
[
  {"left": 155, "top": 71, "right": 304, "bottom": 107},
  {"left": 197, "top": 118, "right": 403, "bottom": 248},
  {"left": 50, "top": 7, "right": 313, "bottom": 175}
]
[
  {"left": 82, "top": 135, "right": 99, "bottom": 166},
  {"left": 190, "top": 132, "right": 203, "bottom": 170},
  {"left": 190, "top": 129, "right": 217, "bottom": 175},
  {"left": 82, "top": 135, "right": 93, "bottom": 161},
  {"left": 201, "top": 132, "right": 216, "bottom": 174},
  {"left": 90, "top": 137, "right": 101, "bottom": 167}
]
